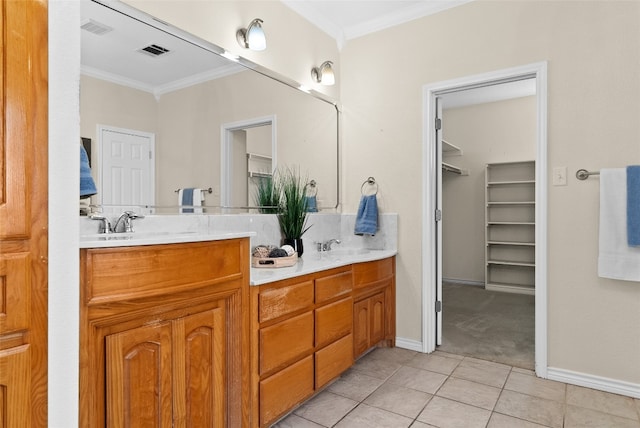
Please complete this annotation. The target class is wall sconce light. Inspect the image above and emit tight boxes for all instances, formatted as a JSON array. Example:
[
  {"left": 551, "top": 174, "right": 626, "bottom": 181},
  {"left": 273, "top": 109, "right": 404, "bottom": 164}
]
[
  {"left": 236, "top": 18, "right": 266, "bottom": 51},
  {"left": 311, "top": 61, "right": 335, "bottom": 86}
]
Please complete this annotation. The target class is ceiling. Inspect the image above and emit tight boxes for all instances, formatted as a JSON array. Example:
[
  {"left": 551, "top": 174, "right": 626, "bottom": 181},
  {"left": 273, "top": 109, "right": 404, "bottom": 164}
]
[{"left": 81, "top": 0, "right": 534, "bottom": 105}]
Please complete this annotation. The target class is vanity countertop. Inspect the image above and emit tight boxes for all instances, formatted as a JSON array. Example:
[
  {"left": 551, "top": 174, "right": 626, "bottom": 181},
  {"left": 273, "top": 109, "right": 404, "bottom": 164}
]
[
  {"left": 250, "top": 249, "right": 397, "bottom": 286},
  {"left": 79, "top": 231, "right": 255, "bottom": 249}
]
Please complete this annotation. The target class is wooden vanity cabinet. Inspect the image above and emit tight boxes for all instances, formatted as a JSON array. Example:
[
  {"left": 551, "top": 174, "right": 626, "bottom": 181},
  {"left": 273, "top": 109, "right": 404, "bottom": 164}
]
[
  {"left": 352, "top": 257, "right": 396, "bottom": 359},
  {"left": 251, "top": 267, "right": 354, "bottom": 427},
  {"left": 80, "top": 239, "right": 250, "bottom": 427}
]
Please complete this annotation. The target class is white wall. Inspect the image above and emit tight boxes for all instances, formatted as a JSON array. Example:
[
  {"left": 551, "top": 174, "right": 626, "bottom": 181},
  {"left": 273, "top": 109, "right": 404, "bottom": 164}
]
[
  {"left": 442, "top": 96, "right": 536, "bottom": 282},
  {"left": 341, "top": 0, "right": 640, "bottom": 385}
]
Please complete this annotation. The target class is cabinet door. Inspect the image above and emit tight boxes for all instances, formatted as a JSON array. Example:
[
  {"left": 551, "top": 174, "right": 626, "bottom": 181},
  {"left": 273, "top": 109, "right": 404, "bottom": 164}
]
[
  {"left": 369, "top": 292, "right": 385, "bottom": 346},
  {"left": 106, "top": 322, "right": 173, "bottom": 428},
  {"left": 353, "top": 299, "right": 370, "bottom": 358},
  {"left": 173, "top": 307, "right": 225, "bottom": 428}
]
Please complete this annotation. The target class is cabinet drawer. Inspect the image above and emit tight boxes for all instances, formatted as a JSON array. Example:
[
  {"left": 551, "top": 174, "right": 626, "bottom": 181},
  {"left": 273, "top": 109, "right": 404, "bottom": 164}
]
[
  {"left": 260, "top": 312, "right": 313, "bottom": 375},
  {"left": 315, "top": 270, "right": 352, "bottom": 304},
  {"left": 83, "top": 240, "right": 243, "bottom": 304},
  {"left": 315, "top": 297, "right": 352, "bottom": 348},
  {"left": 260, "top": 356, "right": 314, "bottom": 427},
  {"left": 353, "top": 258, "right": 394, "bottom": 289},
  {"left": 259, "top": 280, "right": 313, "bottom": 323},
  {"left": 315, "top": 334, "right": 353, "bottom": 389}
]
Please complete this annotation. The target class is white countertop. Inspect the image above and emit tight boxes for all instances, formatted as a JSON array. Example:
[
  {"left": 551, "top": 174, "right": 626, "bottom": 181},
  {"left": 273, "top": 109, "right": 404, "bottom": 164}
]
[
  {"left": 79, "top": 231, "right": 255, "bottom": 248},
  {"left": 250, "top": 249, "right": 397, "bottom": 286}
]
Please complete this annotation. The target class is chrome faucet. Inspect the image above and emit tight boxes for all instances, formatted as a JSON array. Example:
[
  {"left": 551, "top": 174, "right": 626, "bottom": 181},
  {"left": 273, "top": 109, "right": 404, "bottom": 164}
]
[
  {"left": 317, "top": 239, "right": 341, "bottom": 252},
  {"left": 90, "top": 211, "right": 144, "bottom": 234},
  {"left": 113, "top": 211, "right": 144, "bottom": 233}
]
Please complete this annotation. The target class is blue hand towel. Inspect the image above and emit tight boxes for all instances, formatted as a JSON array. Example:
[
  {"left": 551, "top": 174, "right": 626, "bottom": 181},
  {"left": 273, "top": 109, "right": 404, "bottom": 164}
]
[
  {"left": 306, "top": 195, "right": 318, "bottom": 212},
  {"left": 354, "top": 194, "right": 378, "bottom": 236},
  {"left": 80, "top": 145, "right": 97, "bottom": 197},
  {"left": 627, "top": 165, "right": 640, "bottom": 246},
  {"left": 181, "top": 188, "right": 194, "bottom": 213}
]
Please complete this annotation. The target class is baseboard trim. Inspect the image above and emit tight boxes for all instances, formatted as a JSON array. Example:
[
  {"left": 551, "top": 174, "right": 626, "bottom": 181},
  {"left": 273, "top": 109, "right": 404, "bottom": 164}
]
[
  {"left": 442, "top": 278, "right": 484, "bottom": 287},
  {"left": 485, "top": 283, "right": 535, "bottom": 295},
  {"left": 547, "top": 367, "right": 640, "bottom": 399},
  {"left": 395, "top": 337, "right": 423, "bottom": 352}
]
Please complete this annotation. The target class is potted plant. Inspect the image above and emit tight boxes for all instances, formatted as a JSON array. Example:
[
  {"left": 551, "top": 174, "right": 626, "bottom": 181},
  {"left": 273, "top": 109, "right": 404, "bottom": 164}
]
[
  {"left": 253, "top": 176, "right": 279, "bottom": 214},
  {"left": 275, "top": 166, "right": 311, "bottom": 256}
]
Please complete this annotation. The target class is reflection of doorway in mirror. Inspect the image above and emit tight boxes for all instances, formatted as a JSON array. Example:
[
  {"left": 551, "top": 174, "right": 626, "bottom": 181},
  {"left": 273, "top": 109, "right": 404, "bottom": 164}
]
[
  {"left": 98, "top": 125, "right": 155, "bottom": 208},
  {"left": 229, "top": 125, "right": 272, "bottom": 206},
  {"left": 221, "top": 116, "right": 276, "bottom": 207}
]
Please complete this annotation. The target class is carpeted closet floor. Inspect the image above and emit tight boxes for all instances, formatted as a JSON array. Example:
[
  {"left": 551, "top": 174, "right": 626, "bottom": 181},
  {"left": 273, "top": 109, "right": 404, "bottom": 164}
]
[{"left": 437, "top": 282, "right": 535, "bottom": 370}]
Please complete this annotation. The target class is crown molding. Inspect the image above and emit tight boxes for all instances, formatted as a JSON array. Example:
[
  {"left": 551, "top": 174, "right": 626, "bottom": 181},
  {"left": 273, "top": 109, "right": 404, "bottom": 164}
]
[
  {"left": 81, "top": 63, "right": 245, "bottom": 99},
  {"left": 281, "top": 0, "right": 474, "bottom": 49}
]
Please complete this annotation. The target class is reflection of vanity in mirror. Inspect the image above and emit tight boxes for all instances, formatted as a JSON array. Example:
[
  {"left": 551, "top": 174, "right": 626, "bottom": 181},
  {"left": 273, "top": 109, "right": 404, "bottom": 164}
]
[{"left": 80, "top": 0, "right": 339, "bottom": 213}]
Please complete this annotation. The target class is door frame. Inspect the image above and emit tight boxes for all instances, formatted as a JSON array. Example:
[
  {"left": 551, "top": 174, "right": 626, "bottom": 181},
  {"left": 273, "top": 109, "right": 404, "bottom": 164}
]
[
  {"left": 421, "top": 61, "right": 548, "bottom": 378},
  {"left": 220, "top": 115, "right": 276, "bottom": 207}
]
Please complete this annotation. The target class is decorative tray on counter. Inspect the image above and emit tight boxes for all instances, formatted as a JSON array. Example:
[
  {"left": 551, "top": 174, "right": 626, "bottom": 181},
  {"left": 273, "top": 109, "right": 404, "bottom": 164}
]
[{"left": 251, "top": 253, "right": 298, "bottom": 268}]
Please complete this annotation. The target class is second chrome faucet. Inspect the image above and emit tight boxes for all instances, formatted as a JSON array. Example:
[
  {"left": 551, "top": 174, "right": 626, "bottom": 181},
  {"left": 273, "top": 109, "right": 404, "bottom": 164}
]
[{"left": 316, "top": 238, "right": 341, "bottom": 252}]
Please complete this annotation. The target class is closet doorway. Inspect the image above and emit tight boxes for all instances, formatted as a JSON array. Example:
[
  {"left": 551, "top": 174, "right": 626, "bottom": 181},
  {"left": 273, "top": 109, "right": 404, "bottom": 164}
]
[
  {"left": 422, "top": 62, "right": 548, "bottom": 377},
  {"left": 438, "top": 82, "right": 536, "bottom": 369}
]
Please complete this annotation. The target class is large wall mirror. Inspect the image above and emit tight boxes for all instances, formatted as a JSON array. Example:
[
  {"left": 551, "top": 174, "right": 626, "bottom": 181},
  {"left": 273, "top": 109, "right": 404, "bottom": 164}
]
[{"left": 80, "top": 0, "right": 339, "bottom": 213}]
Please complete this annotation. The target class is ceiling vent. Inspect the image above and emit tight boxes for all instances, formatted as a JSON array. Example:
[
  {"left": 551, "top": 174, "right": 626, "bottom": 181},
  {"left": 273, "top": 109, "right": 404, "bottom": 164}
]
[
  {"left": 81, "top": 19, "right": 113, "bottom": 36},
  {"left": 138, "top": 44, "right": 171, "bottom": 58}
]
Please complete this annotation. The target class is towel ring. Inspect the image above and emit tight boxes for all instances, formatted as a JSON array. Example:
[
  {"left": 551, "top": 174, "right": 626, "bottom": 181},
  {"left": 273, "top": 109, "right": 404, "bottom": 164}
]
[
  {"left": 361, "top": 177, "right": 378, "bottom": 196},
  {"left": 305, "top": 180, "right": 318, "bottom": 197}
]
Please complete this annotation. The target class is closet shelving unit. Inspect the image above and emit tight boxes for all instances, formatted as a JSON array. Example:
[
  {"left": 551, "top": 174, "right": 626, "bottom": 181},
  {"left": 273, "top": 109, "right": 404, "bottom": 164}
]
[
  {"left": 442, "top": 140, "right": 469, "bottom": 176},
  {"left": 247, "top": 153, "right": 272, "bottom": 179},
  {"left": 485, "top": 161, "right": 535, "bottom": 295}
]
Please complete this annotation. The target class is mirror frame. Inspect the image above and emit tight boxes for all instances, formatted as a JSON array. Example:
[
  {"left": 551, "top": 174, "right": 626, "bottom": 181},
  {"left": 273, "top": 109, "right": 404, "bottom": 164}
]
[{"left": 91, "top": 0, "right": 341, "bottom": 211}]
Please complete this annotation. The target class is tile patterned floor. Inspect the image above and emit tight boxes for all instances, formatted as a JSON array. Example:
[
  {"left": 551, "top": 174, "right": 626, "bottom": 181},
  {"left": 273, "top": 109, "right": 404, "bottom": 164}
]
[{"left": 273, "top": 347, "right": 640, "bottom": 428}]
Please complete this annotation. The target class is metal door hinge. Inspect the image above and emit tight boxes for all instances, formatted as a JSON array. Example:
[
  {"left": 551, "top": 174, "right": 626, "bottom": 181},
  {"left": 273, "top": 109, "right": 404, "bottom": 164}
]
[
  {"left": 435, "top": 209, "right": 442, "bottom": 222},
  {"left": 435, "top": 118, "right": 442, "bottom": 130},
  {"left": 435, "top": 301, "right": 442, "bottom": 312}
]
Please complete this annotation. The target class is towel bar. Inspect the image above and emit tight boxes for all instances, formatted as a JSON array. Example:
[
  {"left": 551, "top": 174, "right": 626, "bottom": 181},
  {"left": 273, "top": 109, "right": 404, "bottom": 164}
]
[
  {"left": 174, "top": 187, "right": 213, "bottom": 194},
  {"left": 576, "top": 169, "right": 600, "bottom": 180}
]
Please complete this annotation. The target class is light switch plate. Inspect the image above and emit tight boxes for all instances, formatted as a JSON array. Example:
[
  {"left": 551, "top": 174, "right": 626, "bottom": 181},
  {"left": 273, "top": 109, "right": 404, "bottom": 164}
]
[{"left": 553, "top": 166, "right": 567, "bottom": 186}]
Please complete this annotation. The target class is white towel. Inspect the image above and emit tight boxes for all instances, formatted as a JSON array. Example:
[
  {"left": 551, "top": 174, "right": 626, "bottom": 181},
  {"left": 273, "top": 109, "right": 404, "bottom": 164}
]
[
  {"left": 598, "top": 169, "right": 640, "bottom": 281},
  {"left": 178, "top": 188, "right": 204, "bottom": 214}
]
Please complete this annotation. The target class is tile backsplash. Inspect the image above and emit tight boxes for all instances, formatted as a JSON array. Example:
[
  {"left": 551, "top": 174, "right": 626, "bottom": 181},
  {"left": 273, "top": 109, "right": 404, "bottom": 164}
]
[{"left": 80, "top": 212, "right": 398, "bottom": 253}]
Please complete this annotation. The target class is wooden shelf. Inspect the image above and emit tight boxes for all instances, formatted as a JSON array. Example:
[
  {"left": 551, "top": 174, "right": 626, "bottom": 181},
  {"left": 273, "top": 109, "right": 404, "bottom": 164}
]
[
  {"left": 487, "top": 241, "right": 535, "bottom": 246},
  {"left": 441, "top": 140, "right": 468, "bottom": 176},
  {"left": 488, "top": 201, "right": 535, "bottom": 206},
  {"left": 487, "top": 180, "right": 535, "bottom": 186},
  {"left": 442, "top": 139, "right": 463, "bottom": 156},
  {"left": 487, "top": 259, "right": 535, "bottom": 267},
  {"left": 485, "top": 161, "right": 536, "bottom": 295}
]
